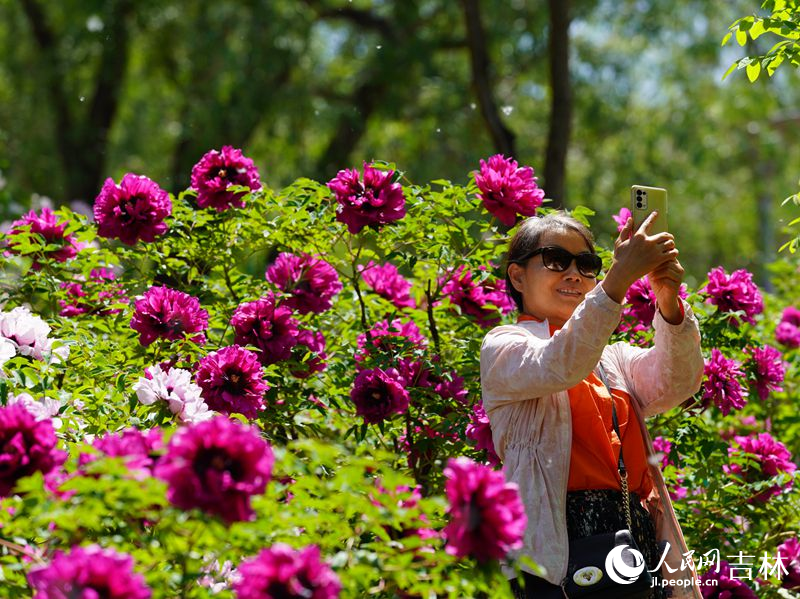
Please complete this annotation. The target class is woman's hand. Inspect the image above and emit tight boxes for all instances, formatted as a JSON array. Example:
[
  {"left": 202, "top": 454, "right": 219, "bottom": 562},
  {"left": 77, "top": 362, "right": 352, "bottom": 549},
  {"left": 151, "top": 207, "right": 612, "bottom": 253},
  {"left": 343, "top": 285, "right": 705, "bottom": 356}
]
[
  {"left": 601, "top": 211, "right": 678, "bottom": 304},
  {"left": 649, "top": 257, "right": 685, "bottom": 324}
]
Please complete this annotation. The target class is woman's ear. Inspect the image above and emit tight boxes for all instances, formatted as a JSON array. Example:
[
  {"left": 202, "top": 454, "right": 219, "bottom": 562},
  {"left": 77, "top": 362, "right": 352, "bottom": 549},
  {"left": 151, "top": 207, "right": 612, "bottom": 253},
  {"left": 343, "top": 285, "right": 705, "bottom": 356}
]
[{"left": 507, "top": 263, "right": 525, "bottom": 293}]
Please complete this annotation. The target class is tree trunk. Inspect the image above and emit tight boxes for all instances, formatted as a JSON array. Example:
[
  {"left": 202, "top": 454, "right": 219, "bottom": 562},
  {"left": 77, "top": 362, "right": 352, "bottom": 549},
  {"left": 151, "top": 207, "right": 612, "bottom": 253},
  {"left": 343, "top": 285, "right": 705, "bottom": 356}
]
[
  {"left": 19, "top": 0, "right": 133, "bottom": 204},
  {"left": 544, "top": 0, "right": 572, "bottom": 207},
  {"left": 461, "top": 0, "right": 515, "bottom": 158}
]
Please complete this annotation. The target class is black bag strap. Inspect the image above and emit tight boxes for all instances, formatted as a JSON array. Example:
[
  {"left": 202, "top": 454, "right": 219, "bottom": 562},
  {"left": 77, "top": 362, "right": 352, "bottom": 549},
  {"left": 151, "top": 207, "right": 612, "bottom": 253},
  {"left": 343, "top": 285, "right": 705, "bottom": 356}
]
[{"left": 597, "top": 362, "right": 633, "bottom": 531}]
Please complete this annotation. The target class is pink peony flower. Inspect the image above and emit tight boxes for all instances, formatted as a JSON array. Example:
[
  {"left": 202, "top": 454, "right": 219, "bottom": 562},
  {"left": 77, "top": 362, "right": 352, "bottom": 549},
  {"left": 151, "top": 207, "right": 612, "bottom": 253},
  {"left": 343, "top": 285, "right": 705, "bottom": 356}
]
[
  {"left": 290, "top": 329, "right": 327, "bottom": 379},
  {"left": 466, "top": 403, "right": 500, "bottom": 466},
  {"left": 473, "top": 154, "right": 545, "bottom": 226},
  {"left": 0, "top": 306, "right": 69, "bottom": 363},
  {"left": 0, "top": 404, "right": 64, "bottom": 497},
  {"left": 266, "top": 252, "right": 342, "bottom": 315},
  {"left": 699, "top": 561, "right": 757, "bottom": 598},
  {"left": 234, "top": 544, "right": 341, "bottom": 599},
  {"left": 745, "top": 345, "right": 786, "bottom": 401},
  {"left": 702, "top": 349, "right": 747, "bottom": 416},
  {"left": 358, "top": 261, "right": 415, "bottom": 309},
  {"left": 613, "top": 207, "right": 632, "bottom": 233},
  {"left": 726, "top": 432, "right": 796, "bottom": 502},
  {"left": 156, "top": 416, "right": 274, "bottom": 523},
  {"left": 195, "top": 345, "right": 269, "bottom": 419},
  {"left": 231, "top": 293, "right": 300, "bottom": 365},
  {"left": 28, "top": 545, "right": 151, "bottom": 599},
  {"left": 350, "top": 368, "right": 410, "bottom": 425},
  {"left": 94, "top": 173, "right": 171, "bottom": 245},
  {"left": 776, "top": 306, "right": 800, "bottom": 349},
  {"left": 6, "top": 207, "right": 83, "bottom": 267},
  {"left": 777, "top": 537, "right": 800, "bottom": 590},
  {"left": 82, "top": 428, "right": 163, "bottom": 475},
  {"left": 703, "top": 267, "right": 764, "bottom": 325},
  {"left": 327, "top": 163, "right": 406, "bottom": 234},
  {"left": 130, "top": 285, "right": 209, "bottom": 347},
  {"left": 133, "top": 365, "right": 213, "bottom": 424},
  {"left": 622, "top": 276, "right": 688, "bottom": 328},
  {"left": 652, "top": 436, "right": 674, "bottom": 469},
  {"left": 190, "top": 146, "right": 261, "bottom": 211},
  {"left": 59, "top": 268, "right": 128, "bottom": 317},
  {"left": 440, "top": 265, "right": 514, "bottom": 328},
  {"left": 443, "top": 456, "right": 526, "bottom": 561}
]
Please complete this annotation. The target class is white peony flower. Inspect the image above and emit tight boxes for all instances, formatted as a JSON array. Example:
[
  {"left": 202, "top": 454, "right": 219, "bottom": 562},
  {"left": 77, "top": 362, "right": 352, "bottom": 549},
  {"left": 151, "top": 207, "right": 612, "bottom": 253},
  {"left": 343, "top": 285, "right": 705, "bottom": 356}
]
[
  {"left": 133, "top": 365, "right": 213, "bottom": 424},
  {"left": 0, "top": 306, "right": 69, "bottom": 363},
  {"left": 0, "top": 337, "right": 15, "bottom": 367},
  {"left": 8, "top": 392, "right": 63, "bottom": 428}
]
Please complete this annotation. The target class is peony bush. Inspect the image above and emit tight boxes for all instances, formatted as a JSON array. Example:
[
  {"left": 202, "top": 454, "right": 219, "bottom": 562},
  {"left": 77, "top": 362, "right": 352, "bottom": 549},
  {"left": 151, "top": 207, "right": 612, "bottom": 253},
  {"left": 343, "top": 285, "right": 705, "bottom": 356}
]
[{"left": 0, "top": 150, "right": 799, "bottom": 598}]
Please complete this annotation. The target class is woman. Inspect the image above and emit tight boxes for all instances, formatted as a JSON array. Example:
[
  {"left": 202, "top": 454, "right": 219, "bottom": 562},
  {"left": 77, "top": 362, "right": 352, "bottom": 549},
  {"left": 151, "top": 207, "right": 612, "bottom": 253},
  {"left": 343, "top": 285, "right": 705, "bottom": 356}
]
[{"left": 480, "top": 211, "right": 703, "bottom": 599}]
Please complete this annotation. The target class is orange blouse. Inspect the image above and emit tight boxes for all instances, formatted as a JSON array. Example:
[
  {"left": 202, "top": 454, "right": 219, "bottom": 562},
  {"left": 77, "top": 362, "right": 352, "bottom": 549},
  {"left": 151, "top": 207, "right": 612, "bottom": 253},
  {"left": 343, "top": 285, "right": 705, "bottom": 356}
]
[{"left": 517, "top": 314, "right": 654, "bottom": 497}]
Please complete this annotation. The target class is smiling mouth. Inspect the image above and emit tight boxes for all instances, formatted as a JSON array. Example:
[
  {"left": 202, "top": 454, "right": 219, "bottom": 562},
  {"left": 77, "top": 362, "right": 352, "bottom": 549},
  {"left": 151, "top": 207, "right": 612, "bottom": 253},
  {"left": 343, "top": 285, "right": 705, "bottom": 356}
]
[{"left": 557, "top": 289, "right": 582, "bottom": 297}]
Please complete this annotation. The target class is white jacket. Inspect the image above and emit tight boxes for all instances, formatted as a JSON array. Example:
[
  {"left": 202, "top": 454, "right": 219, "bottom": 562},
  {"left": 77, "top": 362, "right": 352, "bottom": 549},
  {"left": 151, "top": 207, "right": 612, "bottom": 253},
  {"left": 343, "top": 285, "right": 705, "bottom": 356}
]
[{"left": 480, "top": 284, "right": 704, "bottom": 598}]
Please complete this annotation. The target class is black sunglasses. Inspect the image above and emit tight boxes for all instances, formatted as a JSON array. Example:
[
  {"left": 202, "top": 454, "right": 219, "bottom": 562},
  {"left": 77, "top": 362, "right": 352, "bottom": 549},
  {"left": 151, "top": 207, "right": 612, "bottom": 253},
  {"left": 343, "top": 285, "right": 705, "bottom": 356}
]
[{"left": 516, "top": 246, "right": 602, "bottom": 278}]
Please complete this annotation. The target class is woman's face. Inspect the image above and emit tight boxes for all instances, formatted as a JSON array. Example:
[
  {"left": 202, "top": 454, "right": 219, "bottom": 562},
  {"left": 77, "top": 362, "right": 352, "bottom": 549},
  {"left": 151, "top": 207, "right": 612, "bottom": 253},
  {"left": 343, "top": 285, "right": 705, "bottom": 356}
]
[{"left": 507, "top": 228, "right": 598, "bottom": 328}]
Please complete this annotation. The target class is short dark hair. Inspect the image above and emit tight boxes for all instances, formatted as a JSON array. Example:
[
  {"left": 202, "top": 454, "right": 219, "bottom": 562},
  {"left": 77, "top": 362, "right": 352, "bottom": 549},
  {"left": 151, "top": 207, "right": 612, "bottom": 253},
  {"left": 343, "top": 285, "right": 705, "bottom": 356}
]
[{"left": 503, "top": 212, "right": 596, "bottom": 312}]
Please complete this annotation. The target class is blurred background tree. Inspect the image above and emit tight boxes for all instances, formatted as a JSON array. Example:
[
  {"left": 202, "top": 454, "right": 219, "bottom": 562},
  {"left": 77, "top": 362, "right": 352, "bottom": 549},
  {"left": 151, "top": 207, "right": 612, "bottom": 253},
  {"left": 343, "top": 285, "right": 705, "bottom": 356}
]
[{"left": 1, "top": 0, "right": 798, "bottom": 287}]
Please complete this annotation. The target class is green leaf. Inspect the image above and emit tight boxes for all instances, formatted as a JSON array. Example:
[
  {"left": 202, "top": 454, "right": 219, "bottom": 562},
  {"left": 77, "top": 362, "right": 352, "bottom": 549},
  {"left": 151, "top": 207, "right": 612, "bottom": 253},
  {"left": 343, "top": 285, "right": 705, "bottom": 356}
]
[
  {"left": 746, "top": 60, "right": 762, "bottom": 81},
  {"left": 736, "top": 29, "right": 748, "bottom": 46}
]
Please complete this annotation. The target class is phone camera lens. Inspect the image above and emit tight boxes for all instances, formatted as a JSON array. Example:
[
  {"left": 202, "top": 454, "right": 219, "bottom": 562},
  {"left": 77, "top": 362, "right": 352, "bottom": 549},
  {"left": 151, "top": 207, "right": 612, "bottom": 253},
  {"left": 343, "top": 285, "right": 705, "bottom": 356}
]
[{"left": 636, "top": 190, "right": 644, "bottom": 196}]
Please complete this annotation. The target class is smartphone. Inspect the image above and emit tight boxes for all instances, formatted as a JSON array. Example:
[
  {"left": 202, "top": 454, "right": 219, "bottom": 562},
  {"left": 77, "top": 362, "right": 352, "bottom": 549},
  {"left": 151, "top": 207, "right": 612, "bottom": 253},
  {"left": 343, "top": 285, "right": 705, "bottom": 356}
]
[{"left": 630, "top": 185, "right": 668, "bottom": 234}]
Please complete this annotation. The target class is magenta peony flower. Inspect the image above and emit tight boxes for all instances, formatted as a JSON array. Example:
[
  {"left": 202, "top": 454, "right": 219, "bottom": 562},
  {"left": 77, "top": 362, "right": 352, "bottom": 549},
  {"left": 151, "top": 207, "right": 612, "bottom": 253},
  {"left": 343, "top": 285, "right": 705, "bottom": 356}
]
[
  {"left": 622, "top": 276, "right": 688, "bottom": 328},
  {"left": 466, "top": 403, "right": 500, "bottom": 466},
  {"left": 59, "top": 268, "right": 128, "bottom": 317},
  {"left": 234, "top": 544, "right": 341, "bottom": 599},
  {"left": 6, "top": 207, "right": 83, "bottom": 267},
  {"left": 473, "top": 154, "right": 545, "bottom": 226},
  {"left": 195, "top": 345, "right": 269, "bottom": 419},
  {"left": 190, "top": 146, "right": 261, "bottom": 211},
  {"left": 290, "top": 329, "right": 327, "bottom": 379},
  {"left": 355, "top": 319, "right": 428, "bottom": 387},
  {"left": 231, "top": 293, "right": 300, "bottom": 365},
  {"left": 432, "top": 370, "right": 468, "bottom": 404},
  {"left": 28, "top": 545, "right": 151, "bottom": 599},
  {"left": 443, "top": 456, "right": 526, "bottom": 561},
  {"left": 652, "top": 436, "right": 674, "bottom": 469},
  {"left": 441, "top": 265, "right": 514, "bottom": 328},
  {"left": 702, "top": 349, "right": 748, "bottom": 416},
  {"left": 699, "top": 561, "right": 757, "bottom": 598},
  {"left": 776, "top": 306, "right": 800, "bottom": 349},
  {"left": 94, "top": 173, "right": 171, "bottom": 245},
  {"left": 350, "top": 368, "right": 410, "bottom": 425},
  {"left": 777, "top": 537, "right": 800, "bottom": 590},
  {"left": 130, "top": 285, "right": 209, "bottom": 347},
  {"left": 745, "top": 345, "right": 786, "bottom": 401},
  {"left": 155, "top": 416, "right": 274, "bottom": 523},
  {"left": 358, "top": 261, "right": 415, "bottom": 309},
  {"left": 613, "top": 207, "right": 632, "bottom": 233},
  {"left": 266, "top": 252, "right": 342, "bottom": 315},
  {"left": 726, "top": 432, "right": 796, "bottom": 502},
  {"left": 327, "top": 163, "right": 406, "bottom": 234},
  {"left": 703, "top": 267, "right": 764, "bottom": 325},
  {"left": 0, "top": 404, "right": 64, "bottom": 497},
  {"left": 87, "top": 428, "right": 163, "bottom": 474}
]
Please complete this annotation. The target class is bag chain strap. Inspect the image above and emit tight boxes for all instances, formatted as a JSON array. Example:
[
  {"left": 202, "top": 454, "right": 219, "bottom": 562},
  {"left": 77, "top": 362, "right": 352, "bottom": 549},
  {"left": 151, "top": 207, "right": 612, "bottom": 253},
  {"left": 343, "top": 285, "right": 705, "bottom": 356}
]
[{"left": 597, "top": 362, "right": 634, "bottom": 532}]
